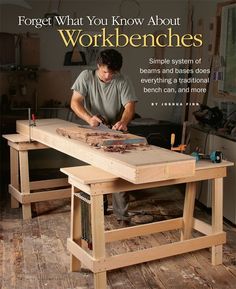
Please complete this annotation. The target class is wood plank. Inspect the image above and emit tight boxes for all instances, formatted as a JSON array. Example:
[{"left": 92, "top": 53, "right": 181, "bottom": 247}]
[
  {"left": 105, "top": 218, "right": 183, "bottom": 243},
  {"left": 7, "top": 140, "right": 48, "bottom": 151},
  {"left": 196, "top": 160, "right": 233, "bottom": 170},
  {"left": 67, "top": 238, "right": 95, "bottom": 271},
  {"left": 90, "top": 194, "right": 107, "bottom": 288},
  {"left": 89, "top": 166, "right": 228, "bottom": 195},
  {"left": 30, "top": 178, "right": 69, "bottom": 190},
  {"left": 21, "top": 188, "right": 71, "bottom": 203},
  {"left": 94, "top": 233, "right": 226, "bottom": 272},
  {"left": 19, "top": 150, "right": 31, "bottom": 219},
  {"left": 211, "top": 178, "right": 223, "bottom": 265},
  {"left": 68, "top": 177, "right": 92, "bottom": 195},
  {"left": 9, "top": 184, "right": 70, "bottom": 205},
  {"left": 61, "top": 166, "right": 118, "bottom": 185},
  {"left": 3, "top": 134, "right": 48, "bottom": 150},
  {"left": 181, "top": 182, "right": 196, "bottom": 240},
  {"left": 70, "top": 186, "right": 82, "bottom": 272},
  {"left": 10, "top": 147, "right": 20, "bottom": 208},
  {"left": 193, "top": 218, "right": 212, "bottom": 235},
  {"left": 134, "top": 160, "right": 196, "bottom": 183},
  {"left": 8, "top": 184, "right": 23, "bottom": 203},
  {"left": 3, "top": 133, "right": 30, "bottom": 142},
  {"left": 61, "top": 162, "right": 232, "bottom": 196},
  {"left": 16, "top": 118, "right": 196, "bottom": 184},
  {"left": 62, "top": 161, "right": 233, "bottom": 186}
]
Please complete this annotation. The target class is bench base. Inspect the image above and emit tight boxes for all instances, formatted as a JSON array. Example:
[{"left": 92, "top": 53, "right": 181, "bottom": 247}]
[
  {"left": 61, "top": 165, "right": 228, "bottom": 289},
  {"left": 3, "top": 134, "right": 71, "bottom": 219}
]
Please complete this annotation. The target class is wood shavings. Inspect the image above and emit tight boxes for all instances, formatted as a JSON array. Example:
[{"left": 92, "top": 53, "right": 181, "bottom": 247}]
[
  {"left": 56, "top": 127, "right": 147, "bottom": 148},
  {"left": 100, "top": 143, "right": 149, "bottom": 153}
]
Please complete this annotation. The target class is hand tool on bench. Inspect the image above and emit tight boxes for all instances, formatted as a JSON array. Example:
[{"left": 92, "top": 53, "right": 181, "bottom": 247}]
[
  {"left": 170, "top": 133, "right": 186, "bottom": 152},
  {"left": 77, "top": 114, "right": 147, "bottom": 146},
  {"left": 191, "top": 150, "right": 223, "bottom": 163}
]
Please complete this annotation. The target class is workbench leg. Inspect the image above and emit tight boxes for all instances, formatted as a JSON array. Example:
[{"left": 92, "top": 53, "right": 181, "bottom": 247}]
[
  {"left": 91, "top": 194, "right": 107, "bottom": 289},
  {"left": 10, "top": 147, "right": 20, "bottom": 208},
  {"left": 181, "top": 182, "right": 196, "bottom": 241},
  {"left": 19, "top": 151, "right": 31, "bottom": 219},
  {"left": 211, "top": 178, "right": 223, "bottom": 265},
  {"left": 70, "top": 186, "right": 82, "bottom": 271}
]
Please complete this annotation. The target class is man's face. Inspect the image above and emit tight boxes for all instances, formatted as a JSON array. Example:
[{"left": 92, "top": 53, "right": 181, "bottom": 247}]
[{"left": 97, "top": 64, "right": 116, "bottom": 83}]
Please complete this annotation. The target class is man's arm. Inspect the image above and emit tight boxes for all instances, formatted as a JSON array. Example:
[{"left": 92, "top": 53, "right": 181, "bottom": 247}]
[
  {"left": 112, "top": 101, "right": 135, "bottom": 131},
  {"left": 71, "top": 90, "right": 101, "bottom": 127}
]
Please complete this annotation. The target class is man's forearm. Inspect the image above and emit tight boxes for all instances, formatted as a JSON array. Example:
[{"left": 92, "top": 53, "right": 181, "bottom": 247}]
[
  {"left": 120, "top": 102, "right": 135, "bottom": 125},
  {"left": 71, "top": 99, "right": 92, "bottom": 123},
  {"left": 112, "top": 102, "right": 135, "bottom": 131},
  {"left": 71, "top": 95, "right": 101, "bottom": 127}
]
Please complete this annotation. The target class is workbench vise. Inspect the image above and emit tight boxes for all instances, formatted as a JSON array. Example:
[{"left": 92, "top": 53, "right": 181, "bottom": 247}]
[
  {"left": 170, "top": 133, "right": 186, "bottom": 152},
  {"left": 191, "top": 151, "right": 223, "bottom": 163}
]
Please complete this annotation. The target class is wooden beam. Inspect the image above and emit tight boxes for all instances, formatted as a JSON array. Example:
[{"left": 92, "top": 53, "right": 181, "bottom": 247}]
[
  {"left": 181, "top": 182, "right": 196, "bottom": 240},
  {"left": 70, "top": 186, "right": 82, "bottom": 272},
  {"left": 105, "top": 218, "right": 183, "bottom": 243},
  {"left": 90, "top": 166, "right": 227, "bottom": 195},
  {"left": 30, "top": 178, "right": 69, "bottom": 190},
  {"left": 16, "top": 119, "right": 196, "bottom": 184},
  {"left": 19, "top": 150, "right": 31, "bottom": 219},
  {"left": 211, "top": 178, "right": 223, "bottom": 265},
  {"left": 9, "top": 185, "right": 23, "bottom": 203},
  {"left": 90, "top": 194, "right": 107, "bottom": 288},
  {"left": 94, "top": 233, "right": 226, "bottom": 272},
  {"left": 7, "top": 140, "right": 48, "bottom": 151},
  {"left": 21, "top": 188, "right": 71, "bottom": 203},
  {"left": 10, "top": 147, "right": 20, "bottom": 208},
  {"left": 68, "top": 177, "right": 92, "bottom": 195},
  {"left": 67, "top": 238, "right": 94, "bottom": 271},
  {"left": 193, "top": 218, "right": 212, "bottom": 235},
  {"left": 60, "top": 166, "right": 118, "bottom": 185}
]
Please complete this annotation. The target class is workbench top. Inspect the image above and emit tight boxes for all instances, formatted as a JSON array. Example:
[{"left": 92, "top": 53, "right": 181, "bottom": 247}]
[{"left": 16, "top": 118, "right": 196, "bottom": 184}]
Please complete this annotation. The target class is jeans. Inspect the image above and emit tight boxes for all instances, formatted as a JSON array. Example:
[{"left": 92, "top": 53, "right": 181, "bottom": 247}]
[{"left": 112, "top": 192, "right": 130, "bottom": 221}]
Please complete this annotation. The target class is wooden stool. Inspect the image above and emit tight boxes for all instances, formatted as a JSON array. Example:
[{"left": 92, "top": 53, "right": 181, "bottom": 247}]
[
  {"left": 3, "top": 134, "right": 71, "bottom": 219},
  {"left": 61, "top": 163, "right": 229, "bottom": 289}
]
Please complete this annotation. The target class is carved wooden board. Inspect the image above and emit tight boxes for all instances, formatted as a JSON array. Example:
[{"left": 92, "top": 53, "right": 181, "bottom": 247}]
[
  {"left": 56, "top": 126, "right": 147, "bottom": 147},
  {"left": 16, "top": 119, "right": 196, "bottom": 184}
]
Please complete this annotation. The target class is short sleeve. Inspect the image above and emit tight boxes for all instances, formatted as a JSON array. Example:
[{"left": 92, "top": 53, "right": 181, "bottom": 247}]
[
  {"left": 120, "top": 77, "right": 138, "bottom": 106},
  {"left": 71, "top": 70, "right": 89, "bottom": 97}
]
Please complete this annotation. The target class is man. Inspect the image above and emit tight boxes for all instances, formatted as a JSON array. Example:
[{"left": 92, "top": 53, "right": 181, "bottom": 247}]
[{"left": 71, "top": 49, "right": 137, "bottom": 224}]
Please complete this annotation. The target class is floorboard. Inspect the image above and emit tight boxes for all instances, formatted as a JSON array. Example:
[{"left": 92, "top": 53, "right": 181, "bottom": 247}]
[{"left": 1, "top": 185, "right": 236, "bottom": 289}]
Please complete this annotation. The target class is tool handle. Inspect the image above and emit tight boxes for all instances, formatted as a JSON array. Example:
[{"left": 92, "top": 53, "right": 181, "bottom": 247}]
[{"left": 171, "top": 133, "right": 175, "bottom": 146}]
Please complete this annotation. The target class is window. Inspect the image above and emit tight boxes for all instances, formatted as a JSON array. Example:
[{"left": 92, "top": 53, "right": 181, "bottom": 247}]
[{"left": 218, "top": 2, "right": 236, "bottom": 97}]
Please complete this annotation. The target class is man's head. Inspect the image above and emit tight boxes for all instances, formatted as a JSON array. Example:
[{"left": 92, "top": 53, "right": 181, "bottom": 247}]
[{"left": 97, "top": 49, "right": 123, "bottom": 83}]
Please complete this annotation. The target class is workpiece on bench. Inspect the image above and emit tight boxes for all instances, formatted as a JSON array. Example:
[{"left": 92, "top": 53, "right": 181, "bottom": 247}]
[
  {"left": 16, "top": 118, "right": 196, "bottom": 184},
  {"left": 56, "top": 126, "right": 147, "bottom": 146}
]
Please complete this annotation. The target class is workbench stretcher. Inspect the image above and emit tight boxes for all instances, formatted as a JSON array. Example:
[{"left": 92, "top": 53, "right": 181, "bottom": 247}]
[{"left": 61, "top": 160, "right": 232, "bottom": 289}]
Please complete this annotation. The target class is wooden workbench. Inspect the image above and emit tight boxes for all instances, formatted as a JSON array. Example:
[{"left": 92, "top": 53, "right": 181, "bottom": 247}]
[
  {"left": 13, "top": 118, "right": 233, "bottom": 289},
  {"left": 16, "top": 118, "right": 195, "bottom": 184},
  {"left": 61, "top": 160, "right": 233, "bottom": 289}
]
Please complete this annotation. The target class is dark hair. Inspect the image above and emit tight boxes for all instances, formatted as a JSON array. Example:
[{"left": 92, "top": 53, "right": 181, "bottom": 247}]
[{"left": 97, "top": 49, "right": 123, "bottom": 71}]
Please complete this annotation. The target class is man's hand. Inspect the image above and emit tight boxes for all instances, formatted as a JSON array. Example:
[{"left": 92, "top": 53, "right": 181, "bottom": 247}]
[
  {"left": 112, "top": 120, "right": 128, "bottom": 131},
  {"left": 88, "top": 115, "right": 102, "bottom": 127},
  {"left": 112, "top": 102, "right": 135, "bottom": 131}
]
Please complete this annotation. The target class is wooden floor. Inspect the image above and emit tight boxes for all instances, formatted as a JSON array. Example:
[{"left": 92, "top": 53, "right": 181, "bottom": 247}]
[{"left": 1, "top": 185, "right": 236, "bottom": 289}]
